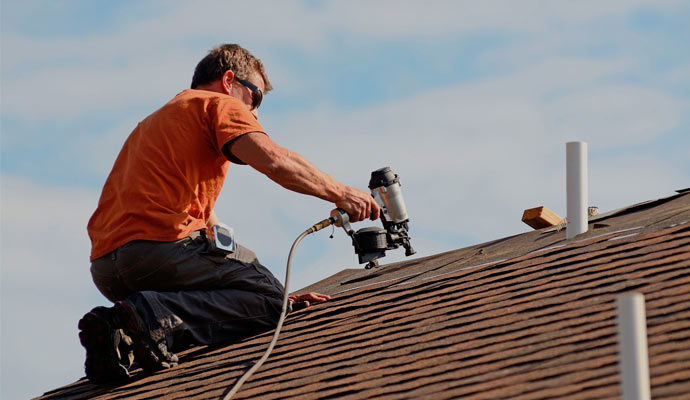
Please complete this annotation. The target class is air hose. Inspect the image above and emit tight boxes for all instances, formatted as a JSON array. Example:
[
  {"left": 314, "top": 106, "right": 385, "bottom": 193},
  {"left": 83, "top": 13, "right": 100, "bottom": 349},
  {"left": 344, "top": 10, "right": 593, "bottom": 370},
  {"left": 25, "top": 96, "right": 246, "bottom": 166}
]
[{"left": 223, "top": 216, "right": 336, "bottom": 400}]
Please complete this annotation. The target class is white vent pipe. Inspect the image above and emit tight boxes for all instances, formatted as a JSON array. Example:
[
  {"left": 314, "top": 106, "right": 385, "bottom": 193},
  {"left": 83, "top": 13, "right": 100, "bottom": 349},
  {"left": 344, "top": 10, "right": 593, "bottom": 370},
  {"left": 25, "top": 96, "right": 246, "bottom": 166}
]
[
  {"left": 566, "top": 141, "right": 588, "bottom": 239},
  {"left": 616, "top": 292, "right": 651, "bottom": 400}
]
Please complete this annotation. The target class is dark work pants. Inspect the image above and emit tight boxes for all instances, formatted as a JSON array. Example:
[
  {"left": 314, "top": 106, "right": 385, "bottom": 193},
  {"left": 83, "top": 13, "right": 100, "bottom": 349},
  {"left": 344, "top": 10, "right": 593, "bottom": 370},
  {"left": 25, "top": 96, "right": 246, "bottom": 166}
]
[{"left": 90, "top": 231, "right": 285, "bottom": 352}]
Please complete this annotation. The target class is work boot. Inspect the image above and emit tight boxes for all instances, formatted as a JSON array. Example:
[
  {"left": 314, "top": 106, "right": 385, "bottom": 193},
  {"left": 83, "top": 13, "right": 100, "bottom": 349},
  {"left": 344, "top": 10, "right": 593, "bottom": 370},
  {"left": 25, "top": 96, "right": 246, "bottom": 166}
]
[
  {"left": 113, "top": 300, "right": 178, "bottom": 372},
  {"left": 78, "top": 306, "right": 133, "bottom": 384}
]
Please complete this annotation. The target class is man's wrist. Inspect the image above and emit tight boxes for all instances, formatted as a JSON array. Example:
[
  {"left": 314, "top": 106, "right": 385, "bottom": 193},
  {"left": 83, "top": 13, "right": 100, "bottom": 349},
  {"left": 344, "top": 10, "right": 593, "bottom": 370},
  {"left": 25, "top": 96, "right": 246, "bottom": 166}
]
[{"left": 331, "top": 182, "right": 348, "bottom": 204}]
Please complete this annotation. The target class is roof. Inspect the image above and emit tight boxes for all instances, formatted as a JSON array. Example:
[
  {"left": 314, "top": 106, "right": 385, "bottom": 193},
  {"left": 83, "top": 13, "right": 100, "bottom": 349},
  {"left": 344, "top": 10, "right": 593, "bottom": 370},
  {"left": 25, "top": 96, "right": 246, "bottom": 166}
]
[{"left": 38, "top": 191, "right": 690, "bottom": 399}]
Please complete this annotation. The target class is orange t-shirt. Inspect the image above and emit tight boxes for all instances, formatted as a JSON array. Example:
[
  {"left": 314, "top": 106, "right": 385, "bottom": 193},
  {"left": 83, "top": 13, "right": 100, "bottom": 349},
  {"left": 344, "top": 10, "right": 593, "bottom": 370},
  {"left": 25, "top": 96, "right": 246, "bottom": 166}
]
[{"left": 87, "top": 89, "right": 264, "bottom": 261}]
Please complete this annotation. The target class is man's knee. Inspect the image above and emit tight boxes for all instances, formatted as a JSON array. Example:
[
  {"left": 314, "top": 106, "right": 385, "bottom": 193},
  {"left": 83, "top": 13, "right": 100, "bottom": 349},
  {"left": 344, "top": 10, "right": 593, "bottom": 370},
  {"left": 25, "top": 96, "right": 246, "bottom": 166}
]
[{"left": 90, "top": 258, "right": 130, "bottom": 302}]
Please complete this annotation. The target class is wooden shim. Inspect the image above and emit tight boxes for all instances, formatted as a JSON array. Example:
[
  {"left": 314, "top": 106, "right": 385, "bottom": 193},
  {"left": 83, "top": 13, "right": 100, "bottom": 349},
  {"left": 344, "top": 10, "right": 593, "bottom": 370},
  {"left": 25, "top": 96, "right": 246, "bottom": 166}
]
[{"left": 522, "top": 206, "right": 563, "bottom": 230}]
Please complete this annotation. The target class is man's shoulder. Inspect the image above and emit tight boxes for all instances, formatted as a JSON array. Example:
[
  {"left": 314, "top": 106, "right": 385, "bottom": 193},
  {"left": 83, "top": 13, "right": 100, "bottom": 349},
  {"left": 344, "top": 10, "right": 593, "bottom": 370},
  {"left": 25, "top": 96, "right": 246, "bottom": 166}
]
[
  {"left": 150, "top": 89, "right": 246, "bottom": 122},
  {"left": 150, "top": 89, "right": 261, "bottom": 133}
]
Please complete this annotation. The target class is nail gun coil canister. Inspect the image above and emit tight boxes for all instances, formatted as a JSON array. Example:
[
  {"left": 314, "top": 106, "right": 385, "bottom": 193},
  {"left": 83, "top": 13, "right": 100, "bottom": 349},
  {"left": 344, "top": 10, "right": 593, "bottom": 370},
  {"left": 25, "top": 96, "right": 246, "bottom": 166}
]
[
  {"left": 369, "top": 167, "right": 409, "bottom": 224},
  {"left": 353, "top": 227, "right": 388, "bottom": 264}
]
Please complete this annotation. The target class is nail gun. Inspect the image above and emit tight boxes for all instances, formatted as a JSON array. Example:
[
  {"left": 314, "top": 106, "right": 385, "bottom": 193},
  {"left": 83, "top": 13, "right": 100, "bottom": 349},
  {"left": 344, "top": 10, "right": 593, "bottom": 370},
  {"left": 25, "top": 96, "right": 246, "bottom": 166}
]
[{"left": 331, "top": 167, "right": 416, "bottom": 269}]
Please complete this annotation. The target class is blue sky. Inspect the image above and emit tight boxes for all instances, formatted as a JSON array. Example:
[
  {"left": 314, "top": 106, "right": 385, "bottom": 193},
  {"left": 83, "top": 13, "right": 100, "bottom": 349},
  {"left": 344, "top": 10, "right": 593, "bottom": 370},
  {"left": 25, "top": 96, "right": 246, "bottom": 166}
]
[{"left": 2, "top": 1, "right": 689, "bottom": 398}]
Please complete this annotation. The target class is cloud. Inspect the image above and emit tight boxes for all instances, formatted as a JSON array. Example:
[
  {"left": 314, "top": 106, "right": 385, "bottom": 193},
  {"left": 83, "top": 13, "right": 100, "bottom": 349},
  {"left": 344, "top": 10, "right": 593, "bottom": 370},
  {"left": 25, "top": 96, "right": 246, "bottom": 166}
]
[
  {"left": 258, "top": 55, "right": 688, "bottom": 244},
  {"left": 3, "top": 0, "right": 685, "bottom": 122},
  {"left": 85, "top": 117, "right": 142, "bottom": 176},
  {"left": 1, "top": 176, "right": 97, "bottom": 281},
  {"left": 544, "top": 86, "right": 683, "bottom": 147},
  {"left": 665, "top": 65, "right": 690, "bottom": 87},
  {"left": 1, "top": 47, "right": 195, "bottom": 120},
  {"left": 0, "top": 175, "right": 106, "bottom": 398},
  {"left": 590, "top": 155, "right": 688, "bottom": 207}
]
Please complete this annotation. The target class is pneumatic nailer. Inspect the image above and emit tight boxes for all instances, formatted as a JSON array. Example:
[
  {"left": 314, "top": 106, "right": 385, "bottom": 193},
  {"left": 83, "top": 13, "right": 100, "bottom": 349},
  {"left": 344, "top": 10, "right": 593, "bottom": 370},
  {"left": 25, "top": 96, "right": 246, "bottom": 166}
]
[{"left": 331, "top": 167, "right": 416, "bottom": 269}]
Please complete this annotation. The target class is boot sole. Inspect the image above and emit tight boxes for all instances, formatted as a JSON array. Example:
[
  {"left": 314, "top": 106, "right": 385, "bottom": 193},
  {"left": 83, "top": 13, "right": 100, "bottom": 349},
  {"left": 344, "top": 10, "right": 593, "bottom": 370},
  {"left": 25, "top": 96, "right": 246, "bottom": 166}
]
[{"left": 78, "top": 307, "right": 129, "bottom": 384}]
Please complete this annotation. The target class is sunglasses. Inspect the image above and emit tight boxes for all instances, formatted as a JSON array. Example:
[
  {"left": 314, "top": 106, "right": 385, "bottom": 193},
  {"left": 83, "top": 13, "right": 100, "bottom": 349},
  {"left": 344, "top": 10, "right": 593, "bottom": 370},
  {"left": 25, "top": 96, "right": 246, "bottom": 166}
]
[{"left": 234, "top": 77, "right": 263, "bottom": 110}]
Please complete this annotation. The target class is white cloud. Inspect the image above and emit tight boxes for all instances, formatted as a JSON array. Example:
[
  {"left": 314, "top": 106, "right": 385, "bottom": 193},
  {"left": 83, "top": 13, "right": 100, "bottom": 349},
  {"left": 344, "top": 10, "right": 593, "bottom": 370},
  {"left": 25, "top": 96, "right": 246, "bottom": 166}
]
[
  {"left": 258, "top": 59, "right": 688, "bottom": 243},
  {"left": 0, "top": 175, "right": 106, "bottom": 399},
  {"left": 1, "top": 49, "right": 194, "bottom": 120},
  {"left": 86, "top": 117, "right": 141, "bottom": 176},
  {"left": 665, "top": 65, "right": 690, "bottom": 86},
  {"left": 3, "top": 0, "right": 685, "bottom": 122},
  {"left": 590, "top": 155, "right": 688, "bottom": 208},
  {"left": 289, "top": 0, "right": 679, "bottom": 39},
  {"left": 1, "top": 176, "right": 98, "bottom": 281},
  {"left": 544, "top": 86, "right": 683, "bottom": 148}
]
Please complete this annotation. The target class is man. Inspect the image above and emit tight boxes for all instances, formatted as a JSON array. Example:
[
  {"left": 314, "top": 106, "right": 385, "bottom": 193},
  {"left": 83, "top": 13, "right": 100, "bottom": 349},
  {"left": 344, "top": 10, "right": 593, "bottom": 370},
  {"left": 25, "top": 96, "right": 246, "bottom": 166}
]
[{"left": 80, "top": 44, "right": 379, "bottom": 384}]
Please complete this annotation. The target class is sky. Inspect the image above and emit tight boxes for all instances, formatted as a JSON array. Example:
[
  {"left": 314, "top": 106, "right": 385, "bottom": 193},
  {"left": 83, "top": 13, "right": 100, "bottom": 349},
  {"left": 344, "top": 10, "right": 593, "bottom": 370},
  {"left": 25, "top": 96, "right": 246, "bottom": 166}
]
[{"left": 1, "top": 1, "right": 689, "bottom": 398}]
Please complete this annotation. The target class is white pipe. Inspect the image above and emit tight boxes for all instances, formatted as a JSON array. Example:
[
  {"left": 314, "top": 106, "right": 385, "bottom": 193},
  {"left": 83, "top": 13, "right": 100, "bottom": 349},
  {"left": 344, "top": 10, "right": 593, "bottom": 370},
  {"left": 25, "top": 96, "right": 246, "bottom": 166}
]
[
  {"left": 617, "top": 292, "right": 651, "bottom": 400},
  {"left": 566, "top": 141, "right": 588, "bottom": 239}
]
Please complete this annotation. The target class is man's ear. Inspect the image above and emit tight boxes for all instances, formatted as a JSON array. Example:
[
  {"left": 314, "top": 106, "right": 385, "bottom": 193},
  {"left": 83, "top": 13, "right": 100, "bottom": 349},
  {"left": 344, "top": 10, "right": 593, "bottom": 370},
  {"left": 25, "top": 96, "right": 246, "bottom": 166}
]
[{"left": 221, "top": 70, "right": 235, "bottom": 94}]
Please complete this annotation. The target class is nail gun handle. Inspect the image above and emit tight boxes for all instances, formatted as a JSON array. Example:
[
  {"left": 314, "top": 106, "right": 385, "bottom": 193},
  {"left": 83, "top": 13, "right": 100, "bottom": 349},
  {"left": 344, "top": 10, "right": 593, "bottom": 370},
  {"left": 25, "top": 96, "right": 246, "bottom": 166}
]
[{"left": 330, "top": 208, "right": 355, "bottom": 235}]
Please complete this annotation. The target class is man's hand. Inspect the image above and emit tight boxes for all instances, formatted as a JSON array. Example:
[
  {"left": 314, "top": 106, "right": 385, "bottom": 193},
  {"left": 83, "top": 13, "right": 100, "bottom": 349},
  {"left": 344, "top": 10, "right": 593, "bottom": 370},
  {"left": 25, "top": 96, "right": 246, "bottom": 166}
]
[
  {"left": 289, "top": 292, "right": 331, "bottom": 310},
  {"left": 335, "top": 186, "right": 380, "bottom": 223}
]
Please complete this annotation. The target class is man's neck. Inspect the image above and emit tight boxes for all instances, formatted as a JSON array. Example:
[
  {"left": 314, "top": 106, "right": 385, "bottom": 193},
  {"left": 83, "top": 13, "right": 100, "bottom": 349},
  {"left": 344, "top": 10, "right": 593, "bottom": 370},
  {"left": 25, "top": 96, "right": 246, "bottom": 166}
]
[{"left": 193, "top": 80, "right": 225, "bottom": 94}]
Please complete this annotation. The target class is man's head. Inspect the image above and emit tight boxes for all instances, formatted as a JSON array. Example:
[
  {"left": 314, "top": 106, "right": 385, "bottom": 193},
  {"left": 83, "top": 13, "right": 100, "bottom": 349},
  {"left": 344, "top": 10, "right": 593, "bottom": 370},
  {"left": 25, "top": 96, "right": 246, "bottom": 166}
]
[{"left": 190, "top": 44, "right": 273, "bottom": 93}]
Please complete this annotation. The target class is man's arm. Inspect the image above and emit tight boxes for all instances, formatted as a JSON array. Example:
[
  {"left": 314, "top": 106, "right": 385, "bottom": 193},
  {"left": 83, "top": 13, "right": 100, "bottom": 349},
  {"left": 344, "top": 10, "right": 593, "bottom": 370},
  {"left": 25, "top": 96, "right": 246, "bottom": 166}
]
[{"left": 227, "top": 132, "right": 379, "bottom": 222}]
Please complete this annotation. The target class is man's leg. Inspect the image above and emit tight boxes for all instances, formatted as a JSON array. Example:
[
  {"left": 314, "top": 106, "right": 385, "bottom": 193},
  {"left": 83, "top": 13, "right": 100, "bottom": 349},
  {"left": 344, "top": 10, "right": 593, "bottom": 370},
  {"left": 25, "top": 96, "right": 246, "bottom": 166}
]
[
  {"left": 105, "top": 231, "right": 285, "bottom": 353},
  {"left": 81, "top": 250, "right": 138, "bottom": 383}
]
